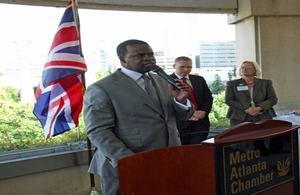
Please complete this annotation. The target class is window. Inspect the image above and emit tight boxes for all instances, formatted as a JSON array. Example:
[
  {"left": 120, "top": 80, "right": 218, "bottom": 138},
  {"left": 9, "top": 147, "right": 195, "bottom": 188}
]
[{"left": 0, "top": 3, "right": 235, "bottom": 153}]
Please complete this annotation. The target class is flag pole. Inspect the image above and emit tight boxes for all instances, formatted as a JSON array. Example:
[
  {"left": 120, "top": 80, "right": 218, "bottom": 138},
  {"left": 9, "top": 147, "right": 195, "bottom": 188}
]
[
  {"left": 72, "top": 0, "right": 85, "bottom": 92},
  {"left": 72, "top": 1, "right": 99, "bottom": 194}
]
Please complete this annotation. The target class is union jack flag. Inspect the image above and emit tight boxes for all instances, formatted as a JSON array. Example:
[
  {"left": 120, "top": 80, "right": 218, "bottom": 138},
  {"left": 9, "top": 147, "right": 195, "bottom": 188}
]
[{"left": 34, "top": 0, "right": 87, "bottom": 139}]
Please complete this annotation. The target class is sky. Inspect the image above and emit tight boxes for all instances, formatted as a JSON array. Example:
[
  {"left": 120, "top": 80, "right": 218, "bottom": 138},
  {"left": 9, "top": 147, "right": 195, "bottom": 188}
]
[
  {"left": 0, "top": 3, "right": 235, "bottom": 62},
  {"left": 0, "top": 3, "right": 235, "bottom": 93}
]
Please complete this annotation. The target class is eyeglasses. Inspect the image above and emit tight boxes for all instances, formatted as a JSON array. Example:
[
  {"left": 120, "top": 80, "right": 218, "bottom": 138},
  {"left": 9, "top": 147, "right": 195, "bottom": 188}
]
[
  {"left": 178, "top": 66, "right": 192, "bottom": 69},
  {"left": 241, "top": 67, "right": 253, "bottom": 70}
]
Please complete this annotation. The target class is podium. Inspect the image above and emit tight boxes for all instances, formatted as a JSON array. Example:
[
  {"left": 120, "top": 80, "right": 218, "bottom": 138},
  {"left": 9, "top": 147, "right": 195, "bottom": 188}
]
[{"left": 118, "top": 120, "right": 299, "bottom": 194}]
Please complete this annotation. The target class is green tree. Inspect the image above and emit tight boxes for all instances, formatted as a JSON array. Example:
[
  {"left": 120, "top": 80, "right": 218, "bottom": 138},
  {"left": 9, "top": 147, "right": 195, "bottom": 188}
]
[
  {"left": 209, "top": 91, "right": 230, "bottom": 129},
  {"left": 228, "top": 71, "right": 233, "bottom": 81},
  {"left": 210, "top": 74, "right": 226, "bottom": 95},
  {"left": 0, "top": 86, "right": 20, "bottom": 102},
  {"left": 96, "top": 69, "right": 111, "bottom": 81},
  {"left": 0, "top": 86, "right": 86, "bottom": 152}
]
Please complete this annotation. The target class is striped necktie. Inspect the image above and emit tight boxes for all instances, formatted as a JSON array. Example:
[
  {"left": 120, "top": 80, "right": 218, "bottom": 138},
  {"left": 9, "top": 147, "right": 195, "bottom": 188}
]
[{"left": 182, "top": 77, "right": 198, "bottom": 110}]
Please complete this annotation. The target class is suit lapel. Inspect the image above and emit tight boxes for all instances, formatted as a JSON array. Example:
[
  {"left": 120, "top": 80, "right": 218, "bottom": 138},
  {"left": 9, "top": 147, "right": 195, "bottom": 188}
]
[
  {"left": 170, "top": 73, "right": 178, "bottom": 80},
  {"left": 113, "top": 70, "right": 164, "bottom": 116},
  {"left": 149, "top": 73, "right": 169, "bottom": 116},
  {"left": 252, "top": 78, "right": 261, "bottom": 99},
  {"left": 189, "top": 75, "right": 200, "bottom": 99},
  {"left": 237, "top": 78, "right": 250, "bottom": 97}
]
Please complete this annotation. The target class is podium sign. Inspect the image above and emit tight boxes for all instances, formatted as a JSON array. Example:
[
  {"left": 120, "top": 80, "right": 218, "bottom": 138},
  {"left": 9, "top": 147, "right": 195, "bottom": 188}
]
[
  {"left": 217, "top": 133, "right": 295, "bottom": 195},
  {"left": 119, "top": 120, "right": 299, "bottom": 195}
]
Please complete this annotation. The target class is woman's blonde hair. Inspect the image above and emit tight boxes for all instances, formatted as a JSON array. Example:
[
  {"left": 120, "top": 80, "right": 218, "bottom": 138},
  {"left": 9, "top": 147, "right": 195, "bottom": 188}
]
[{"left": 238, "top": 61, "right": 262, "bottom": 77}]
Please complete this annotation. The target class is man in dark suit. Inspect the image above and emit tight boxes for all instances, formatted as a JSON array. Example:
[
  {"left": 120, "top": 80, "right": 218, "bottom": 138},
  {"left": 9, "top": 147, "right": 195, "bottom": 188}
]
[
  {"left": 170, "top": 56, "right": 213, "bottom": 145},
  {"left": 83, "top": 40, "right": 194, "bottom": 195}
]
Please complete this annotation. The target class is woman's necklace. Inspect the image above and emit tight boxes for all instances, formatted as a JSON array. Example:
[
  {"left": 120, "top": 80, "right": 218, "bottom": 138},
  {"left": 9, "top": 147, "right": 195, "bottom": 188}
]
[{"left": 246, "top": 82, "right": 254, "bottom": 85}]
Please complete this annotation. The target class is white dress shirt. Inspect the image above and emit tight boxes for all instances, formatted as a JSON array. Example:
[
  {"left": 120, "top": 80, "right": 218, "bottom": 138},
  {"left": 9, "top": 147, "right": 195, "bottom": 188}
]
[{"left": 121, "top": 67, "right": 191, "bottom": 109}]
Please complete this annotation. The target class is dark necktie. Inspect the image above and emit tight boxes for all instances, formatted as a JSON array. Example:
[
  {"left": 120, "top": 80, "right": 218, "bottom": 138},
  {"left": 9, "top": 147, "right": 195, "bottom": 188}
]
[
  {"left": 143, "top": 74, "right": 163, "bottom": 113},
  {"left": 182, "top": 77, "right": 198, "bottom": 110},
  {"left": 143, "top": 74, "right": 159, "bottom": 101}
]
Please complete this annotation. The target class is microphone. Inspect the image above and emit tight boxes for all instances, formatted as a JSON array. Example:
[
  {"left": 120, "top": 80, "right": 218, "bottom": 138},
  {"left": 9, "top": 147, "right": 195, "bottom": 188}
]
[{"left": 150, "top": 65, "right": 181, "bottom": 91}]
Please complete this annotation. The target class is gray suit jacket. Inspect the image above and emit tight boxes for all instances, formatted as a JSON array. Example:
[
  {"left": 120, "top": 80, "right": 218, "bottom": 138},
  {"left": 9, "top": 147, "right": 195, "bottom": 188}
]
[
  {"left": 83, "top": 69, "right": 194, "bottom": 177},
  {"left": 225, "top": 78, "right": 278, "bottom": 121}
]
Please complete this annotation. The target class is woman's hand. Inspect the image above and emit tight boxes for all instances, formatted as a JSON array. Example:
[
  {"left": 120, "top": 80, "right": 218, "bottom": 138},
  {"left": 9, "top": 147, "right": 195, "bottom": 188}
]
[{"left": 245, "top": 107, "right": 263, "bottom": 116}]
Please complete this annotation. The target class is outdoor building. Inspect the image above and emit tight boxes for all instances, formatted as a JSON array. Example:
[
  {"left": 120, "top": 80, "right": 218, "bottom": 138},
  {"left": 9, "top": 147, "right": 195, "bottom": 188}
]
[
  {"left": 195, "top": 41, "right": 236, "bottom": 82},
  {"left": 198, "top": 41, "right": 236, "bottom": 68}
]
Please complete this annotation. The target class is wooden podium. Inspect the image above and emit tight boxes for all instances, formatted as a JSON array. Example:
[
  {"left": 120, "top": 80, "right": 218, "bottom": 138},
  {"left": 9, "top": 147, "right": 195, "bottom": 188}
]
[{"left": 118, "top": 120, "right": 299, "bottom": 195}]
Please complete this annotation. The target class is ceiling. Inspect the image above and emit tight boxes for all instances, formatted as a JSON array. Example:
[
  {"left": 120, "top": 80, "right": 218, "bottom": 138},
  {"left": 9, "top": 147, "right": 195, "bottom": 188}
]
[{"left": 0, "top": 0, "right": 237, "bottom": 13}]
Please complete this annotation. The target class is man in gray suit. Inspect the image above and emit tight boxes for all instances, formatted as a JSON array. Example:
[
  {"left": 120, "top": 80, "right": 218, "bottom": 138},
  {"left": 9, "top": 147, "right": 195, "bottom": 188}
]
[{"left": 83, "top": 39, "right": 194, "bottom": 195}]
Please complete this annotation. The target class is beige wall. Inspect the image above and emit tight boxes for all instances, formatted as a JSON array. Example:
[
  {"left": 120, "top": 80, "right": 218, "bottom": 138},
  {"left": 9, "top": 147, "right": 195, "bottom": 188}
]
[
  {"left": 0, "top": 164, "right": 101, "bottom": 195},
  {"left": 259, "top": 16, "right": 300, "bottom": 104},
  {"left": 235, "top": 17, "right": 257, "bottom": 63},
  {"left": 229, "top": 0, "right": 300, "bottom": 111}
]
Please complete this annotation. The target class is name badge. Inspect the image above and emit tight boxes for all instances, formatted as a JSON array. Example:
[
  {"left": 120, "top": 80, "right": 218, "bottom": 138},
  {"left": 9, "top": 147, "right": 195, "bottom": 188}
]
[{"left": 237, "top": 86, "right": 248, "bottom": 91}]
